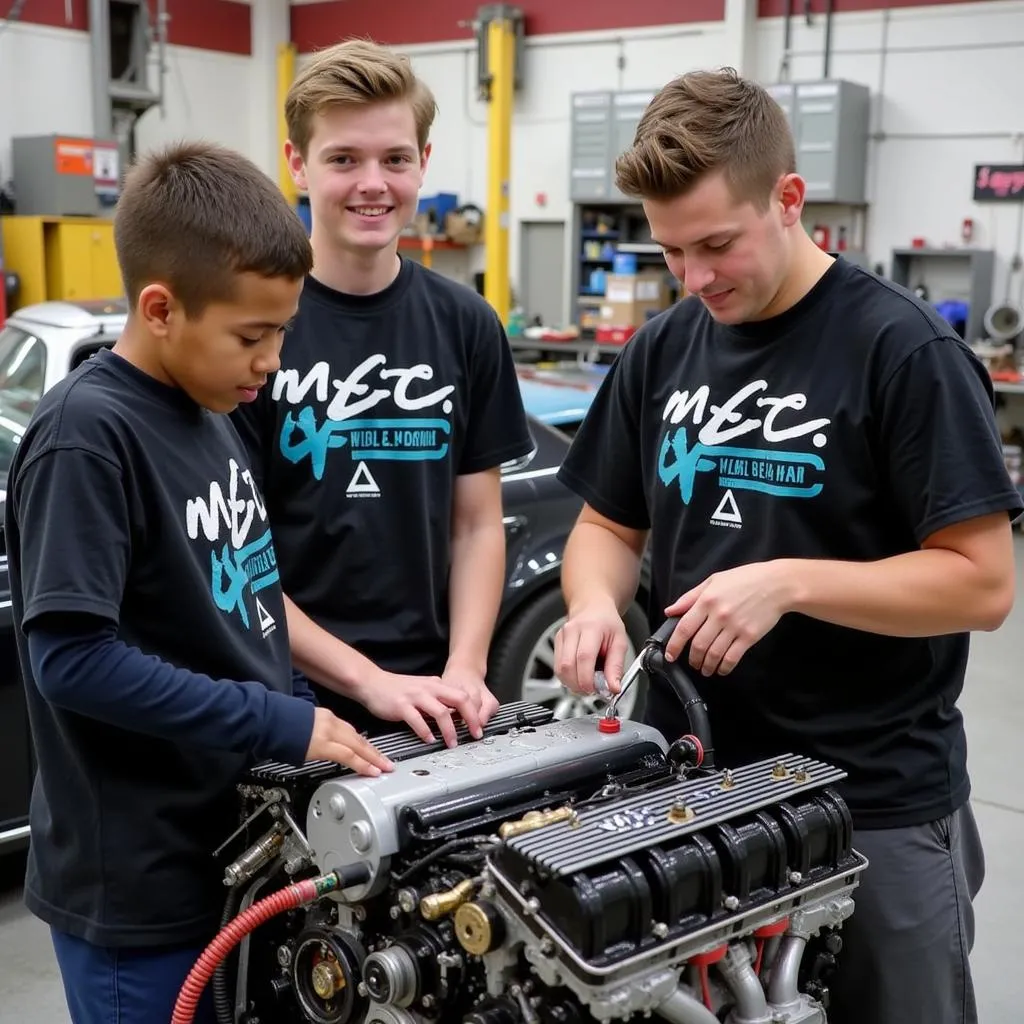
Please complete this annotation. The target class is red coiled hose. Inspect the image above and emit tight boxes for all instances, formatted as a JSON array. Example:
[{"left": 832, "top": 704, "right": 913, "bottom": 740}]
[{"left": 171, "top": 873, "right": 337, "bottom": 1024}]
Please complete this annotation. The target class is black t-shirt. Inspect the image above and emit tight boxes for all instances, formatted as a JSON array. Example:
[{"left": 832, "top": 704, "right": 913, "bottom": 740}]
[
  {"left": 5, "top": 349, "right": 304, "bottom": 947},
  {"left": 232, "top": 258, "right": 533, "bottom": 727},
  {"left": 558, "top": 259, "right": 1023, "bottom": 829}
]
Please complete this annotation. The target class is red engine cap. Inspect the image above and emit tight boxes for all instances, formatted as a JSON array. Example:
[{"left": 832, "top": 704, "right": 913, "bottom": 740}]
[{"left": 598, "top": 716, "right": 621, "bottom": 733}]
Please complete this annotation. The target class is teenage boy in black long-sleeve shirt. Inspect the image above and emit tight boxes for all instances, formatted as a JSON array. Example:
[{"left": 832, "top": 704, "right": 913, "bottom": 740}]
[{"left": 4, "top": 140, "right": 392, "bottom": 1024}]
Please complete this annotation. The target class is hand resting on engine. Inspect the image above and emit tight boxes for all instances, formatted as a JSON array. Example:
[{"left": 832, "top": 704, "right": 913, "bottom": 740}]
[
  {"left": 306, "top": 706, "right": 395, "bottom": 776},
  {"left": 351, "top": 667, "right": 487, "bottom": 748}
]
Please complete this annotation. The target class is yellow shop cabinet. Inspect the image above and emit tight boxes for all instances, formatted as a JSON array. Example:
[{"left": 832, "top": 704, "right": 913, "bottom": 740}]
[{"left": 1, "top": 215, "right": 124, "bottom": 309}]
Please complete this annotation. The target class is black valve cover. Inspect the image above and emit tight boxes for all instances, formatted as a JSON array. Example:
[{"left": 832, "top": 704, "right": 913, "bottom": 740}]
[{"left": 492, "top": 753, "right": 861, "bottom": 966}]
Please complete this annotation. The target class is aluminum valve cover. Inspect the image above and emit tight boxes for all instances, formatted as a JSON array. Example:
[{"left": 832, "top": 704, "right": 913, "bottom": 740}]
[{"left": 305, "top": 715, "right": 668, "bottom": 898}]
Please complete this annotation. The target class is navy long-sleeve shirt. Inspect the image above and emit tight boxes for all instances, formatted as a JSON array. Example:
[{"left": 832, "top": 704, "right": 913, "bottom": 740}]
[{"left": 27, "top": 615, "right": 316, "bottom": 767}]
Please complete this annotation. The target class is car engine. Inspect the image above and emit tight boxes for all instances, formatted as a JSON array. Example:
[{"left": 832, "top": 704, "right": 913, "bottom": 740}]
[{"left": 199, "top": 670, "right": 867, "bottom": 1024}]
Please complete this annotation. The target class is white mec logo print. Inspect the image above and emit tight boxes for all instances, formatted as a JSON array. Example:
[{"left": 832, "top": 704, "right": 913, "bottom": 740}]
[{"left": 596, "top": 805, "right": 661, "bottom": 833}]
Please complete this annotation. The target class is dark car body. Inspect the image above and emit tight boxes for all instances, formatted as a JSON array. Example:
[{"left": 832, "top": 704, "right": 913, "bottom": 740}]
[{"left": 0, "top": 304, "right": 652, "bottom": 853}]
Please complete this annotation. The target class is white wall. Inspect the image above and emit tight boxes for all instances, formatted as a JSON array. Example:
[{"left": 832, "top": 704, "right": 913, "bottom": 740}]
[
  {"left": 758, "top": 1, "right": 1024, "bottom": 309},
  {"left": 133, "top": 45, "right": 254, "bottom": 164},
  {"left": 0, "top": 19, "right": 256, "bottom": 202},
  {"left": 384, "top": 0, "right": 1024, "bottom": 322},
  {"left": 0, "top": 22, "right": 93, "bottom": 192}
]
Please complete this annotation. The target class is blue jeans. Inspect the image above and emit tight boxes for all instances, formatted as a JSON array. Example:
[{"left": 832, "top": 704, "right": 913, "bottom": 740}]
[{"left": 50, "top": 928, "right": 217, "bottom": 1024}]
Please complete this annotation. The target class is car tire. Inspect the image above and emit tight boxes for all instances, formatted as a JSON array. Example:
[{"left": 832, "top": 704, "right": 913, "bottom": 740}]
[{"left": 488, "top": 587, "right": 651, "bottom": 721}]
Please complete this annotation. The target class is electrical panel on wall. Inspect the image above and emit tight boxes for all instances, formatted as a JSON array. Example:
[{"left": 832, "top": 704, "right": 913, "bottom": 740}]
[
  {"left": 10, "top": 136, "right": 120, "bottom": 217},
  {"left": 569, "top": 92, "right": 614, "bottom": 201},
  {"left": 569, "top": 89, "right": 658, "bottom": 203},
  {"left": 610, "top": 90, "right": 657, "bottom": 197},
  {"left": 765, "top": 79, "right": 871, "bottom": 205}
]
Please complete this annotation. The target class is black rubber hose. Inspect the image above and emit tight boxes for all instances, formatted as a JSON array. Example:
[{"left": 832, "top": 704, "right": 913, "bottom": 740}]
[
  {"left": 392, "top": 835, "right": 495, "bottom": 885},
  {"left": 643, "top": 619, "right": 716, "bottom": 768},
  {"left": 213, "top": 884, "right": 244, "bottom": 1024}
]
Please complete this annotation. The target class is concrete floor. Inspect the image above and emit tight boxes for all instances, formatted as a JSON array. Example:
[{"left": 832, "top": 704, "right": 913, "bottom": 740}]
[{"left": 2, "top": 538, "right": 1023, "bottom": 1021}]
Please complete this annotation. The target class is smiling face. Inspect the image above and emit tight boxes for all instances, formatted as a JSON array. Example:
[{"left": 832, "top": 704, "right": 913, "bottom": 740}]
[
  {"left": 287, "top": 100, "right": 429, "bottom": 258},
  {"left": 643, "top": 170, "right": 808, "bottom": 325}
]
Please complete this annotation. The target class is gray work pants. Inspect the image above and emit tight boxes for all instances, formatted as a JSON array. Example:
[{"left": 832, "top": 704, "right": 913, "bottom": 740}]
[{"left": 827, "top": 802, "right": 985, "bottom": 1024}]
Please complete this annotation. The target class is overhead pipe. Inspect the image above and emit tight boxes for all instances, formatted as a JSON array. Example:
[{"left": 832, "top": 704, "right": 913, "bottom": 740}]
[
  {"left": 154, "top": 0, "right": 168, "bottom": 116},
  {"left": 89, "top": 0, "right": 112, "bottom": 138},
  {"left": 823, "top": 0, "right": 835, "bottom": 78},
  {"left": 779, "top": 0, "right": 793, "bottom": 81},
  {"left": 785, "top": 38, "right": 1024, "bottom": 58}
]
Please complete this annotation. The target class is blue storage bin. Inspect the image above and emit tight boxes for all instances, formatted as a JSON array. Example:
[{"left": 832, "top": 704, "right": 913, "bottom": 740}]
[
  {"left": 613, "top": 252, "right": 638, "bottom": 274},
  {"left": 417, "top": 192, "right": 459, "bottom": 226},
  {"left": 934, "top": 299, "right": 968, "bottom": 338}
]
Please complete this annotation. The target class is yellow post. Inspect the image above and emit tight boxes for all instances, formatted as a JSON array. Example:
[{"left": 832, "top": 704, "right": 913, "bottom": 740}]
[
  {"left": 483, "top": 13, "right": 516, "bottom": 327},
  {"left": 277, "top": 42, "right": 298, "bottom": 205}
]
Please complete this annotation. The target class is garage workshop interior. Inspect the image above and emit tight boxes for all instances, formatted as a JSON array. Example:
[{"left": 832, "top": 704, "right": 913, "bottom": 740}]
[{"left": 0, "top": 2, "right": 1023, "bottom": 1024}]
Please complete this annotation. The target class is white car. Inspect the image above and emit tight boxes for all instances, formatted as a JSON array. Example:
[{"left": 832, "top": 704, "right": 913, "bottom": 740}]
[{"left": 0, "top": 299, "right": 128, "bottom": 499}]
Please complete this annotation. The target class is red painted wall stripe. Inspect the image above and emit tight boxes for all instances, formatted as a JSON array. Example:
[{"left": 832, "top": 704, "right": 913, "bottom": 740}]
[
  {"left": 16, "top": 0, "right": 250, "bottom": 56},
  {"left": 291, "top": 0, "right": 726, "bottom": 52},
  {"left": 162, "top": 0, "right": 251, "bottom": 55},
  {"left": 9, "top": 0, "right": 88, "bottom": 32}
]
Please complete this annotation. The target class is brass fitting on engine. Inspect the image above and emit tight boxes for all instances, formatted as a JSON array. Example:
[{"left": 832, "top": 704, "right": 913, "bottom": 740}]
[
  {"left": 498, "top": 805, "right": 579, "bottom": 840},
  {"left": 454, "top": 900, "right": 505, "bottom": 956},
  {"left": 667, "top": 798, "right": 696, "bottom": 824},
  {"left": 419, "top": 878, "right": 477, "bottom": 921},
  {"left": 311, "top": 958, "right": 347, "bottom": 999}
]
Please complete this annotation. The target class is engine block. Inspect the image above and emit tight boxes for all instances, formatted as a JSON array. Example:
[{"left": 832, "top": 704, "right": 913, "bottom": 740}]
[{"left": 216, "top": 702, "right": 867, "bottom": 1024}]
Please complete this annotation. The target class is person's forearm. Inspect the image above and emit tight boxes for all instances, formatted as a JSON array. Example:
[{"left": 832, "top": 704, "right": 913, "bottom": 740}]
[
  {"left": 283, "top": 595, "right": 376, "bottom": 697},
  {"left": 562, "top": 521, "right": 644, "bottom": 617},
  {"left": 28, "top": 626, "right": 313, "bottom": 765},
  {"left": 781, "top": 549, "right": 1014, "bottom": 636},
  {"left": 446, "top": 521, "right": 506, "bottom": 675}
]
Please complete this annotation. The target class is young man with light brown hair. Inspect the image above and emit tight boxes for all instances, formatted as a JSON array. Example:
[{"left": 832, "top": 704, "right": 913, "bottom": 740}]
[
  {"left": 232, "top": 39, "right": 532, "bottom": 748},
  {"left": 553, "top": 67, "right": 1018, "bottom": 1024}
]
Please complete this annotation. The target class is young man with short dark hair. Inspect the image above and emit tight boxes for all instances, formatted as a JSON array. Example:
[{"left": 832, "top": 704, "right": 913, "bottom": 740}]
[{"left": 554, "top": 67, "right": 1019, "bottom": 1024}]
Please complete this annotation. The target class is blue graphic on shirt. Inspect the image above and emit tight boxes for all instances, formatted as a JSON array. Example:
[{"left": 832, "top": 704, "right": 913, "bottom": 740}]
[
  {"left": 270, "top": 356, "right": 457, "bottom": 483},
  {"left": 210, "top": 530, "right": 278, "bottom": 629},
  {"left": 655, "top": 381, "right": 831, "bottom": 512},
  {"left": 658, "top": 427, "right": 825, "bottom": 504},
  {"left": 279, "top": 409, "right": 451, "bottom": 480},
  {"left": 185, "top": 460, "right": 279, "bottom": 634}
]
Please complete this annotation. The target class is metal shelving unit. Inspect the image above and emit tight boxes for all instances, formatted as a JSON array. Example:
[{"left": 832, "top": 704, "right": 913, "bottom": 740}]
[
  {"left": 571, "top": 204, "right": 677, "bottom": 332},
  {"left": 890, "top": 248, "right": 995, "bottom": 342}
]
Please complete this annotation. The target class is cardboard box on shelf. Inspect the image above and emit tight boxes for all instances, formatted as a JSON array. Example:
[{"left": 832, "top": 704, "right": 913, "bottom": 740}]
[
  {"left": 445, "top": 209, "right": 483, "bottom": 245},
  {"left": 600, "top": 271, "right": 670, "bottom": 328}
]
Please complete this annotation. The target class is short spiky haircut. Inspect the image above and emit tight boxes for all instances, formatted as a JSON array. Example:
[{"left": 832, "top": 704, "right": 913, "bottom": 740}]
[
  {"left": 615, "top": 67, "right": 796, "bottom": 211},
  {"left": 285, "top": 37, "right": 437, "bottom": 157},
  {"left": 114, "top": 141, "right": 313, "bottom": 318}
]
